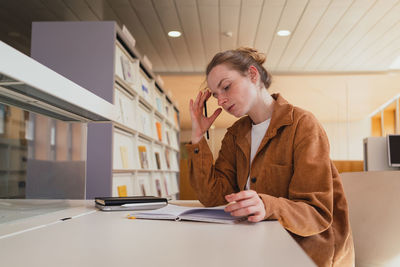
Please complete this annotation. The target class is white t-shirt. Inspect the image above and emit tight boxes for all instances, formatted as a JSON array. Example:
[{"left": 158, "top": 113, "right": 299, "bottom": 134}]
[{"left": 245, "top": 118, "right": 271, "bottom": 190}]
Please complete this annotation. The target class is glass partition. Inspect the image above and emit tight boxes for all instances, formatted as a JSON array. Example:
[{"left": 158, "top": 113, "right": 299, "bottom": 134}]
[{"left": 0, "top": 103, "right": 87, "bottom": 199}]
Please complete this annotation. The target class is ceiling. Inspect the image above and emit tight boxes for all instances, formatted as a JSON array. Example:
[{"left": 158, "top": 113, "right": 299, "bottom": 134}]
[
  {"left": 1, "top": 0, "right": 400, "bottom": 73},
  {"left": 0, "top": 0, "right": 400, "bottom": 129}
]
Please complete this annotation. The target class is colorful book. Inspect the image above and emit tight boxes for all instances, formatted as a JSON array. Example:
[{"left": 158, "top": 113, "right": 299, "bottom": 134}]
[
  {"left": 155, "top": 178, "right": 162, "bottom": 197},
  {"left": 163, "top": 177, "right": 169, "bottom": 196},
  {"left": 141, "top": 84, "right": 148, "bottom": 94},
  {"left": 155, "top": 122, "right": 162, "bottom": 141},
  {"left": 174, "top": 111, "right": 178, "bottom": 127},
  {"left": 165, "top": 149, "right": 170, "bottom": 169},
  {"left": 156, "top": 98, "right": 163, "bottom": 113},
  {"left": 165, "top": 105, "right": 169, "bottom": 116},
  {"left": 138, "top": 145, "right": 149, "bottom": 169},
  {"left": 166, "top": 131, "right": 170, "bottom": 145},
  {"left": 118, "top": 98, "right": 125, "bottom": 123},
  {"left": 155, "top": 152, "right": 161, "bottom": 170},
  {"left": 139, "top": 178, "right": 147, "bottom": 196},
  {"left": 117, "top": 185, "right": 128, "bottom": 197},
  {"left": 120, "top": 146, "right": 129, "bottom": 168}
]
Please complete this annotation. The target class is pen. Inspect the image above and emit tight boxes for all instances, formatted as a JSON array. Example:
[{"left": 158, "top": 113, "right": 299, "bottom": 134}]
[{"left": 204, "top": 100, "right": 209, "bottom": 139}]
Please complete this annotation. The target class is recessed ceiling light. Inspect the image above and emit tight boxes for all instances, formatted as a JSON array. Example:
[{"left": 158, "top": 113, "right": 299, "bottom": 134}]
[
  {"left": 277, "top": 30, "right": 291, "bottom": 36},
  {"left": 168, "top": 31, "right": 181, "bottom": 38}
]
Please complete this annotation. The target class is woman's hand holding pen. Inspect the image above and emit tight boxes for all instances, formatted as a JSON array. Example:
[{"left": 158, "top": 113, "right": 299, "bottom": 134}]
[
  {"left": 224, "top": 190, "right": 266, "bottom": 223},
  {"left": 189, "top": 90, "right": 222, "bottom": 144}
]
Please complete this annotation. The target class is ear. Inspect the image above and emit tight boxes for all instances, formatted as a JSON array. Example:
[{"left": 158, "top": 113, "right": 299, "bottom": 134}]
[{"left": 248, "top": 65, "right": 259, "bottom": 84}]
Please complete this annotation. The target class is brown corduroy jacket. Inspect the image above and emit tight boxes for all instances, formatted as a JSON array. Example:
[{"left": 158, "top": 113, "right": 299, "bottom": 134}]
[{"left": 186, "top": 94, "right": 354, "bottom": 267}]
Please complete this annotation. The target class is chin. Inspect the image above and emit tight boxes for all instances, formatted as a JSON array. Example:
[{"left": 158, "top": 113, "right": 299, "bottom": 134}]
[{"left": 230, "top": 110, "right": 245, "bottom": 118}]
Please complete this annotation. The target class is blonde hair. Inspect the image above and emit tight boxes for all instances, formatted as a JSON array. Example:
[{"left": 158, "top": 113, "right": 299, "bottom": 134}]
[{"left": 206, "top": 47, "right": 272, "bottom": 89}]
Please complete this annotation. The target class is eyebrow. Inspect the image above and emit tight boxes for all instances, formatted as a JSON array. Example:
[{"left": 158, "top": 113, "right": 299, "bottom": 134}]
[{"left": 217, "top": 78, "right": 227, "bottom": 89}]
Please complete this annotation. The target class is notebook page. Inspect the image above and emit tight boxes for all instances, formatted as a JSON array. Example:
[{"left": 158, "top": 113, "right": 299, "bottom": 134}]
[{"left": 132, "top": 204, "right": 195, "bottom": 220}]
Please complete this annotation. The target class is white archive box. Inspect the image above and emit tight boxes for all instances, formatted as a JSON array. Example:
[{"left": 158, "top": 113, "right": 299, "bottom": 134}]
[
  {"left": 114, "top": 44, "right": 124, "bottom": 80},
  {"left": 137, "top": 172, "right": 153, "bottom": 196},
  {"left": 171, "top": 150, "right": 179, "bottom": 171},
  {"left": 153, "top": 86, "right": 164, "bottom": 115},
  {"left": 171, "top": 129, "right": 179, "bottom": 149},
  {"left": 152, "top": 175, "right": 166, "bottom": 197},
  {"left": 165, "top": 102, "right": 175, "bottom": 125},
  {"left": 137, "top": 137, "right": 152, "bottom": 170},
  {"left": 138, "top": 69, "right": 152, "bottom": 104},
  {"left": 115, "top": 43, "right": 140, "bottom": 90},
  {"left": 112, "top": 172, "right": 136, "bottom": 196},
  {"left": 165, "top": 124, "right": 179, "bottom": 148},
  {"left": 152, "top": 143, "right": 164, "bottom": 170},
  {"left": 163, "top": 172, "right": 179, "bottom": 198},
  {"left": 154, "top": 115, "right": 164, "bottom": 142},
  {"left": 137, "top": 102, "right": 152, "bottom": 137},
  {"left": 113, "top": 129, "right": 138, "bottom": 170},
  {"left": 114, "top": 85, "right": 136, "bottom": 129}
]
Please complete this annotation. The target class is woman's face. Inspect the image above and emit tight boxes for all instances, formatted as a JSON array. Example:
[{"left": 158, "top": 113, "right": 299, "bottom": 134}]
[{"left": 207, "top": 64, "right": 258, "bottom": 118}]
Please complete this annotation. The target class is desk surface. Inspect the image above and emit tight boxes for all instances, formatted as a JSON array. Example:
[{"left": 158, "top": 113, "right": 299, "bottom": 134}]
[{"left": 0, "top": 200, "right": 315, "bottom": 267}]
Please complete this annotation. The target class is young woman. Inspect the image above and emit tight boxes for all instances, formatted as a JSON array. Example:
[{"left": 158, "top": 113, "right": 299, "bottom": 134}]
[{"left": 186, "top": 47, "right": 354, "bottom": 267}]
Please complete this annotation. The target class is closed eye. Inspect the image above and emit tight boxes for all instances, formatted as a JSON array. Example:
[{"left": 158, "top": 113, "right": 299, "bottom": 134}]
[{"left": 224, "top": 84, "right": 230, "bottom": 90}]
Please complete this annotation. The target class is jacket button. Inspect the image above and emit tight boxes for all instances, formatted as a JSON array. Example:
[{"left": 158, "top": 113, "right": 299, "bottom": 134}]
[
  {"left": 251, "top": 177, "right": 257, "bottom": 183},
  {"left": 194, "top": 148, "right": 199, "bottom": 154}
]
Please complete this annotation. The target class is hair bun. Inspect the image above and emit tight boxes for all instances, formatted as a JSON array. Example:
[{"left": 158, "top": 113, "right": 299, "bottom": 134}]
[
  {"left": 206, "top": 46, "right": 272, "bottom": 89},
  {"left": 236, "top": 47, "right": 266, "bottom": 65}
]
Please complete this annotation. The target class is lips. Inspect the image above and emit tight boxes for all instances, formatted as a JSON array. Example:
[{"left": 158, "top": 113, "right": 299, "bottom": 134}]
[{"left": 227, "top": 104, "right": 234, "bottom": 112}]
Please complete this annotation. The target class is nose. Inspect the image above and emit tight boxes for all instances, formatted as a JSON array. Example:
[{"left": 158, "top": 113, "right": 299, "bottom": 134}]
[{"left": 217, "top": 95, "right": 228, "bottom": 106}]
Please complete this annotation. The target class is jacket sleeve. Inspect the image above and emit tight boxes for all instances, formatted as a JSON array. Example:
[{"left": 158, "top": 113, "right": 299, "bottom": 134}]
[
  {"left": 259, "top": 113, "right": 334, "bottom": 237},
  {"left": 185, "top": 132, "right": 240, "bottom": 207}
]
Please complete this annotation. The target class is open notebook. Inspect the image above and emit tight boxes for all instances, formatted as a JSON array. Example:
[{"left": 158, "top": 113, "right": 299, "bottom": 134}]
[{"left": 130, "top": 204, "right": 246, "bottom": 224}]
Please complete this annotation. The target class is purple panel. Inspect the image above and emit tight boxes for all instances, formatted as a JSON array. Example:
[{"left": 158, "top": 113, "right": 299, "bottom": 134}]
[
  {"left": 31, "top": 22, "right": 117, "bottom": 199},
  {"left": 86, "top": 123, "right": 113, "bottom": 199},
  {"left": 31, "top": 21, "right": 115, "bottom": 103}
]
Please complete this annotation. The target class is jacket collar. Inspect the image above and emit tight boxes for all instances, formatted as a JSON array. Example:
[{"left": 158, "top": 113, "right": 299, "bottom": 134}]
[
  {"left": 235, "top": 93, "right": 294, "bottom": 155},
  {"left": 265, "top": 93, "right": 294, "bottom": 139}
]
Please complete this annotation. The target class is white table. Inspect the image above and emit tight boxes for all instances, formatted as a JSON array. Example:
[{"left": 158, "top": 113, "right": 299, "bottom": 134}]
[{"left": 0, "top": 200, "right": 316, "bottom": 267}]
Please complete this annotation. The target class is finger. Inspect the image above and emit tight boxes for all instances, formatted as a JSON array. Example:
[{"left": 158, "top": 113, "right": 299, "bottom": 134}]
[
  {"left": 198, "top": 91, "right": 210, "bottom": 113},
  {"left": 225, "top": 198, "right": 258, "bottom": 212},
  {"left": 202, "top": 90, "right": 212, "bottom": 102},
  {"left": 230, "top": 205, "right": 259, "bottom": 217},
  {"left": 207, "top": 108, "right": 222, "bottom": 124},
  {"left": 193, "top": 91, "right": 203, "bottom": 110},
  {"left": 189, "top": 99, "right": 195, "bottom": 117},
  {"left": 225, "top": 197, "right": 259, "bottom": 211},
  {"left": 248, "top": 214, "right": 264, "bottom": 223},
  {"left": 225, "top": 190, "right": 257, "bottom": 203}
]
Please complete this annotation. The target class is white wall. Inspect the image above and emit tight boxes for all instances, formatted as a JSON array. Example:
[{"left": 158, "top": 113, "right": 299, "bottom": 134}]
[{"left": 321, "top": 118, "right": 371, "bottom": 160}]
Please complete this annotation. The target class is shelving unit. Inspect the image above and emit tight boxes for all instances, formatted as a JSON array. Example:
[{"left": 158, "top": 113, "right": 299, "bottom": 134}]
[
  {"left": 371, "top": 97, "right": 399, "bottom": 137},
  {"left": 31, "top": 21, "right": 180, "bottom": 199}
]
